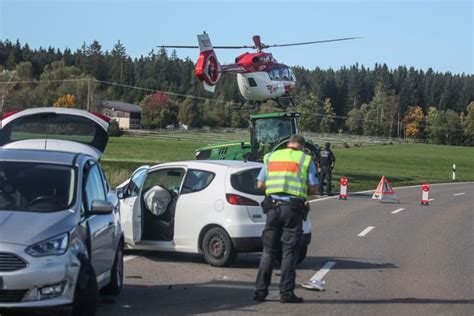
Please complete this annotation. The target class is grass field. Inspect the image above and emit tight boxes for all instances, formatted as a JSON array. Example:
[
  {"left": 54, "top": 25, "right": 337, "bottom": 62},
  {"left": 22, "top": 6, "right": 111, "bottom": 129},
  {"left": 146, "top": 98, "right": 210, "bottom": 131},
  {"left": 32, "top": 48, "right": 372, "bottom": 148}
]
[{"left": 102, "top": 135, "right": 474, "bottom": 192}]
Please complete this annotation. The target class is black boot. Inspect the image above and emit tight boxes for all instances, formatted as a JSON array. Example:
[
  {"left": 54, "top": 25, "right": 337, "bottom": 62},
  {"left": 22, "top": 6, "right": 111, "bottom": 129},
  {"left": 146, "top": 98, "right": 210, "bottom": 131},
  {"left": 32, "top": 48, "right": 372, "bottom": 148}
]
[
  {"left": 280, "top": 293, "right": 304, "bottom": 303},
  {"left": 253, "top": 291, "right": 267, "bottom": 302}
]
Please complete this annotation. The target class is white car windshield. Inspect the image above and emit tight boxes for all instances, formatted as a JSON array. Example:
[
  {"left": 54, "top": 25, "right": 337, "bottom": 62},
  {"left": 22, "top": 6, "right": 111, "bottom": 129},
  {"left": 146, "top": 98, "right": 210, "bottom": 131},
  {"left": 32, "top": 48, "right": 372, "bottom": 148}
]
[{"left": 0, "top": 162, "right": 75, "bottom": 212}]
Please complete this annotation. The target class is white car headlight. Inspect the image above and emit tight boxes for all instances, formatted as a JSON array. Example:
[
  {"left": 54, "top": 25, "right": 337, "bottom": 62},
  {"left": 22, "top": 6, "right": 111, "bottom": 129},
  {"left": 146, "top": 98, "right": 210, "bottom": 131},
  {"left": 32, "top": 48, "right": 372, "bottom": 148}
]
[{"left": 25, "top": 233, "right": 69, "bottom": 257}]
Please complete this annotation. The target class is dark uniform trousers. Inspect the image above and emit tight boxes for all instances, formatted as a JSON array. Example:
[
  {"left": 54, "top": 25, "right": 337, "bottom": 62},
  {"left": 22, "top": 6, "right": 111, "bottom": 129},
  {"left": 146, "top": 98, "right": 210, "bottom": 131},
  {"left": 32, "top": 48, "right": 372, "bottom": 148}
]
[
  {"left": 319, "top": 165, "right": 332, "bottom": 195},
  {"left": 255, "top": 202, "right": 303, "bottom": 297}
]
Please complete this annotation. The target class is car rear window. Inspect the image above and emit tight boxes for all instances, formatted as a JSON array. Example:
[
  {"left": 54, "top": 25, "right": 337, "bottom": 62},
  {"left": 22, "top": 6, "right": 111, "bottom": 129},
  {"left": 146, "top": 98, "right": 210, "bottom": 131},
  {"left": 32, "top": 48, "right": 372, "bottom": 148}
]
[
  {"left": 230, "top": 168, "right": 264, "bottom": 196},
  {"left": 8, "top": 114, "right": 96, "bottom": 142},
  {"left": 0, "top": 112, "right": 108, "bottom": 152}
]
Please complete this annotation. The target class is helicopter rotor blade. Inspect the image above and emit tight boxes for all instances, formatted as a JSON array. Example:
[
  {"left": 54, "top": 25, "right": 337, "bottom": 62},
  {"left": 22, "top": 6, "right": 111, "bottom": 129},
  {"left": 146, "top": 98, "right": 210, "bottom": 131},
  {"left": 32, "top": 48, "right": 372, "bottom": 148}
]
[
  {"left": 160, "top": 45, "right": 199, "bottom": 49},
  {"left": 159, "top": 45, "right": 254, "bottom": 49},
  {"left": 160, "top": 37, "right": 361, "bottom": 50},
  {"left": 265, "top": 37, "right": 362, "bottom": 48}
]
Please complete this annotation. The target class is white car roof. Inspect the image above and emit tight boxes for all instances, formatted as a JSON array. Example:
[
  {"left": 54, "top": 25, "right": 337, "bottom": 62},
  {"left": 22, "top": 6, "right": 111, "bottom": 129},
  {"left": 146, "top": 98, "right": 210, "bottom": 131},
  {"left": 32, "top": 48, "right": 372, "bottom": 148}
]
[{"left": 151, "top": 160, "right": 263, "bottom": 172}]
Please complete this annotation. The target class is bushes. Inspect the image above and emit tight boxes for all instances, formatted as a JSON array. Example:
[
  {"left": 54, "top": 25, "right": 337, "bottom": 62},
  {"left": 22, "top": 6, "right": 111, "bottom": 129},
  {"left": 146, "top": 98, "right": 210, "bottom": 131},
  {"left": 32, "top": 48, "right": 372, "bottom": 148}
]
[{"left": 108, "top": 120, "right": 122, "bottom": 137}]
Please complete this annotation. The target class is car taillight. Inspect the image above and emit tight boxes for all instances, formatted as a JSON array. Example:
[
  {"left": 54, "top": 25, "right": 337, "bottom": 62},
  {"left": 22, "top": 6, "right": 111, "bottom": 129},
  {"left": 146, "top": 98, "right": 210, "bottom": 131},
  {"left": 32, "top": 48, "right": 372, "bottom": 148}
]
[
  {"left": 226, "top": 194, "right": 259, "bottom": 206},
  {"left": 90, "top": 111, "right": 111, "bottom": 123}
]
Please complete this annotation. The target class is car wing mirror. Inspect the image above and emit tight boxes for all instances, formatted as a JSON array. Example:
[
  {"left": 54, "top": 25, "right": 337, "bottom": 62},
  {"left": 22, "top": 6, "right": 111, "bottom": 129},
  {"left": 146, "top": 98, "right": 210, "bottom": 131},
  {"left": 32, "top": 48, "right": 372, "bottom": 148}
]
[
  {"left": 89, "top": 200, "right": 114, "bottom": 215},
  {"left": 116, "top": 187, "right": 125, "bottom": 199}
]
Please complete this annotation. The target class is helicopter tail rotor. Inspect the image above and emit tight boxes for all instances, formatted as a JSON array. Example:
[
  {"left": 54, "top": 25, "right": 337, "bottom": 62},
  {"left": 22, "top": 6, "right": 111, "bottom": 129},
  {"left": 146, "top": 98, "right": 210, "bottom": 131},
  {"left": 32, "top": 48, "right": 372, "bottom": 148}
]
[{"left": 195, "top": 33, "right": 221, "bottom": 93}]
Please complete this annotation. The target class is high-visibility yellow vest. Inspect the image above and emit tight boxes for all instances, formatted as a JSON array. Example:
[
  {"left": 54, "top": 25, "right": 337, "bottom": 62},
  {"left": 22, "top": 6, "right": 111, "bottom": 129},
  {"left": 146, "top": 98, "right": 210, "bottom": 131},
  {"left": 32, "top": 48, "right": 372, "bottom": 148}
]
[{"left": 264, "top": 148, "right": 311, "bottom": 199}]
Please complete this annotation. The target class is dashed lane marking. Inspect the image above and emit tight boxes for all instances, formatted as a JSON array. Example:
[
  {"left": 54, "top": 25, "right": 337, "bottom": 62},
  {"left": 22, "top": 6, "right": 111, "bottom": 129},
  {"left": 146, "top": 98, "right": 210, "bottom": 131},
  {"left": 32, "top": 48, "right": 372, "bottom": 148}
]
[
  {"left": 429, "top": 198, "right": 435, "bottom": 201},
  {"left": 391, "top": 208, "right": 405, "bottom": 214},
  {"left": 310, "top": 261, "right": 336, "bottom": 281},
  {"left": 358, "top": 226, "right": 374, "bottom": 237},
  {"left": 453, "top": 192, "right": 466, "bottom": 196}
]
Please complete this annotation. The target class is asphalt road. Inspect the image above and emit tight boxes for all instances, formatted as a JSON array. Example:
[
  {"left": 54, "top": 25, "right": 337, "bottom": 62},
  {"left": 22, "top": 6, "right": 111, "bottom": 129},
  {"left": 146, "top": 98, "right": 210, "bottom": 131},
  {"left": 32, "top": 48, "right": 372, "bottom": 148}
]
[{"left": 98, "top": 182, "right": 473, "bottom": 315}]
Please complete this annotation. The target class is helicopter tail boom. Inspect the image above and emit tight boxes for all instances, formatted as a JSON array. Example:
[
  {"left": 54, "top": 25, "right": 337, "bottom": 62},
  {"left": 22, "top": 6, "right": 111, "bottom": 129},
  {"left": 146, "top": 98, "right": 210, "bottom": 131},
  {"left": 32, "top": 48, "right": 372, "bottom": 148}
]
[{"left": 195, "top": 33, "right": 221, "bottom": 92}]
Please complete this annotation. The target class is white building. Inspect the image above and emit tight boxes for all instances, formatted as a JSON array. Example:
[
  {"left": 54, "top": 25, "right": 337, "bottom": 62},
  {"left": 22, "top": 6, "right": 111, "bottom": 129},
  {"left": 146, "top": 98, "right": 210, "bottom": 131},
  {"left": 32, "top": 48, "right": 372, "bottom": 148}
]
[{"left": 102, "top": 100, "right": 142, "bottom": 129}]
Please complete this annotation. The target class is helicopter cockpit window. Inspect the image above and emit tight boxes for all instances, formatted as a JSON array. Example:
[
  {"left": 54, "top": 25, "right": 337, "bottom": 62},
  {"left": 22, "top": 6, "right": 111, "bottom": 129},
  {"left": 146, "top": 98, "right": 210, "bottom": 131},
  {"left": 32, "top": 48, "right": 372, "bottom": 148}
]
[
  {"left": 282, "top": 68, "right": 290, "bottom": 81},
  {"left": 288, "top": 68, "right": 296, "bottom": 82},
  {"left": 267, "top": 70, "right": 275, "bottom": 80},
  {"left": 273, "top": 69, "right": 280, "bottom": 80}
]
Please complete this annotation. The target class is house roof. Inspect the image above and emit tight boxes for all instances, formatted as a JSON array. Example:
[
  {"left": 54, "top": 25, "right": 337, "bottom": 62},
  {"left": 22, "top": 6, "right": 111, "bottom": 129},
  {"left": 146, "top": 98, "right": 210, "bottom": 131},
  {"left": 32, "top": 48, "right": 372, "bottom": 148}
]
[{"left": 103, "top": 100, "right": 142, "bottom": 113}]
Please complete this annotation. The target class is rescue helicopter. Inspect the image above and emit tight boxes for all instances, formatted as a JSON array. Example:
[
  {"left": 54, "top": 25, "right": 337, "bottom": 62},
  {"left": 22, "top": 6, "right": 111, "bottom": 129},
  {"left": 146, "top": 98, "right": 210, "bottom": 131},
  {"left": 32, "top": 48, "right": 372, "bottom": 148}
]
[{"left": 162, "top": 32, "right": 360, "bottom": 104}]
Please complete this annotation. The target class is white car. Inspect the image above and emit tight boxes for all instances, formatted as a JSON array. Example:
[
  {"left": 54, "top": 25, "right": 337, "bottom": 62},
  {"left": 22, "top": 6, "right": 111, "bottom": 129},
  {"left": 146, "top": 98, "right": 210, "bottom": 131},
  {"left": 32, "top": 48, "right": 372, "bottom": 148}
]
[{"left": 118, "top": 160, "right": 311, "bottom": 267}]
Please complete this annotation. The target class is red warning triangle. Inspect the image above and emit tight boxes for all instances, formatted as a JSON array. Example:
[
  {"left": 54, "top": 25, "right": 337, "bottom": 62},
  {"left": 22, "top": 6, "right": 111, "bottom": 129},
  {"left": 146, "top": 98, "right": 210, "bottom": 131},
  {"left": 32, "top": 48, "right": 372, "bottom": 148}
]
[{"left": 372, "top": 176, "right": 399, "bottom": 203}]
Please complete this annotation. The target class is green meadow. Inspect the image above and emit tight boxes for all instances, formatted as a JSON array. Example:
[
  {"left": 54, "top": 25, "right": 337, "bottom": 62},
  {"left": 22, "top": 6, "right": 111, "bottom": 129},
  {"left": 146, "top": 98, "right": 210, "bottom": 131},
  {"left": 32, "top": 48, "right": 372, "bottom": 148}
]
[{"left": 102, "top": 136, "right": 474, "bottom": 192}]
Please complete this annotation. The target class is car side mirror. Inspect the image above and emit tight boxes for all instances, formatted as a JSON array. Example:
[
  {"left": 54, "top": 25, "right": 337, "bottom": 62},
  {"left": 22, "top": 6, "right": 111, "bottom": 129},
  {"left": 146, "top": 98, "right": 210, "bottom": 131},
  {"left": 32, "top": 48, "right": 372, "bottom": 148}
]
[
  {"left": 89, "top": 200, "right": 114, "bottom": 215},
  {"left": 116, "top": 187, "right": 124, "bottom": 199}
]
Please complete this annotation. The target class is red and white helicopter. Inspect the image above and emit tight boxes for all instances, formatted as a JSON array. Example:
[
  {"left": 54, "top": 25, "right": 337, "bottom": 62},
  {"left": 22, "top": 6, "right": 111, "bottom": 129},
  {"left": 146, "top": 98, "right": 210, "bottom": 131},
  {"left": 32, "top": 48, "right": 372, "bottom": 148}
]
[{"left": 162, "top": 33, "right": 360, "bottom": 103}]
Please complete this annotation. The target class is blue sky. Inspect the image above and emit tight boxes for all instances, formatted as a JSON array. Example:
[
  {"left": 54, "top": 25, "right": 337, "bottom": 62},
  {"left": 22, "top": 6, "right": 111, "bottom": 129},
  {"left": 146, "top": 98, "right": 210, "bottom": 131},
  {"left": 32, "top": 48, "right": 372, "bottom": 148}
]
[{"left": 0, "top": 0, "right": 472, "bottom": 74}]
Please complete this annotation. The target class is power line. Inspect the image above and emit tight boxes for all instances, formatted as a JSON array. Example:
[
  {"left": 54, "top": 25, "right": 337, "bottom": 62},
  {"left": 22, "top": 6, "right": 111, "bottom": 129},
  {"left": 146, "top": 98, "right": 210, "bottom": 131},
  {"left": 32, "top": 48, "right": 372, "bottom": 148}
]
[
  {"left": 0, "top": 77, "right": 245, "bottom": 108},
  {"left": 95, "top": 79, "right": 243, "bottom": 107},
  {"left": 0, "top": 78, "right": 467, "bottom": 132},
  {"left": 0, "top": 78, "right": 88, "bottom": 84}
]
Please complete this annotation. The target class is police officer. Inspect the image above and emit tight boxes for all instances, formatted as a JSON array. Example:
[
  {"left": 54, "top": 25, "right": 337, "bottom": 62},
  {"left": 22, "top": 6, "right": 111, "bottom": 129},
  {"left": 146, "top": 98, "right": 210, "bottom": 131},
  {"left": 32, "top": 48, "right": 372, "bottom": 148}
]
[
  {"left": 254, "top": 134, "right": 319, "bottom": 304},
  {"left": 317, "top": 142, "right": 336, "bottom": 196}
]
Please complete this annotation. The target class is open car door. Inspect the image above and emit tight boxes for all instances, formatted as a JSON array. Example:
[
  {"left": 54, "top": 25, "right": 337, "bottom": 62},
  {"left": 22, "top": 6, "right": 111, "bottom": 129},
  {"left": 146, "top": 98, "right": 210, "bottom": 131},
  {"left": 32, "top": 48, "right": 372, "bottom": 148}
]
[
  {"left": 0, "top": 107, "right": 110, "bottom": 159},
  {"left": 120, "top": 165, "right": 149, "bottom": 245}
]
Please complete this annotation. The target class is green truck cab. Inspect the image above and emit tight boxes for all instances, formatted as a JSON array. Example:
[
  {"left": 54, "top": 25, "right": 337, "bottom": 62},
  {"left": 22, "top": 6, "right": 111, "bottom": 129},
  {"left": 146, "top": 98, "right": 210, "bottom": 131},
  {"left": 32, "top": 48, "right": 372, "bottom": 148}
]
[{"left": 195, "top": 112, "right": 319, "bottom": 162}]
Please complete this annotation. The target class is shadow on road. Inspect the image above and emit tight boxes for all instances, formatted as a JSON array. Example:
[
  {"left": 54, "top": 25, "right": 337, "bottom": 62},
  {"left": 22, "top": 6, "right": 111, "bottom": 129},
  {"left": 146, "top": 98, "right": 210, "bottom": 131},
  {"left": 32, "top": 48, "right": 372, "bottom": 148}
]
[
  {"left": 302, "top": 298, "right": 474, "bottom": 305},
  {"left": 299, "top": 256, "right": 397, "bottom": 270},
  {"left": 99, "top": 280, "right": 263, "bottom": 315},
  {"left": 126, "top": 250, "right": 397, "bottom": 272},
  {"left": 98, "top": 283, "right": 473, "bottom": 315}
]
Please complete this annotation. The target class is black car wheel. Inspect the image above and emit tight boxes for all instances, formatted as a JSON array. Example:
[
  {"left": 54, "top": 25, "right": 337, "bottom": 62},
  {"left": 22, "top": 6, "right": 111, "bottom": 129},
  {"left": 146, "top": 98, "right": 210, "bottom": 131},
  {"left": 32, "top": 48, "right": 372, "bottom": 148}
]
[
  {"left": 101, "top": 241, "right": 124, "bottom": 296},
  {"left": 72, "top": 261, "right": 98, "bottom": 316},
  {"left": 202, "top": 227, "right": 237, "bottom": 267}
]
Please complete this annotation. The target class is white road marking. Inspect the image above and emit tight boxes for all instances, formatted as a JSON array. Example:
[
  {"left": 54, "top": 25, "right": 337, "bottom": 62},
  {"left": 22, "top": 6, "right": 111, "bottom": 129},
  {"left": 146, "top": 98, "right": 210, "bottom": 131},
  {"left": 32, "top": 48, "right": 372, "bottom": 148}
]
[
  {"left": 124, "top": 255, "right": 137, "bottom": 262},
  {"left": 310, "top": 261, "right": 336, "bottom": 281},
  {"left": 453, "top": 192, "right": 466, "bottom": 196},
  {"left": 429, "top": 198, "right": 435, "bottom": 201},
  {"left": 358, "top": 226, "right": 374, "bottom": 237},
  {"left": 391, "top": 208, "right": 405, "bottom": 214}
]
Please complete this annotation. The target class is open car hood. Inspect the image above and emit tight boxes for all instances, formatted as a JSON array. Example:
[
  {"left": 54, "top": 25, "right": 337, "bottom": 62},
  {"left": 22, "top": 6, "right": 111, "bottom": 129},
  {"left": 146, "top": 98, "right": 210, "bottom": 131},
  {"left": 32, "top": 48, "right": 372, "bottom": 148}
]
[{"left": 0, "top": 108, "right": 110, "bottom": 157}]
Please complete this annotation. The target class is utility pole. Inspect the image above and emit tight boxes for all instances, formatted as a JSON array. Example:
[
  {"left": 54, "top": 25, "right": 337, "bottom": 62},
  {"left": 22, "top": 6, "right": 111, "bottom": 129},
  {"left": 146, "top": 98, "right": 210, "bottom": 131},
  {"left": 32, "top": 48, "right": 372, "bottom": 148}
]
[
  {"left": 397, "top": 112, "right": 400, "bottom": 138},
  {"left": 86, "top": 77, "right": 91, "bottom": 111}
]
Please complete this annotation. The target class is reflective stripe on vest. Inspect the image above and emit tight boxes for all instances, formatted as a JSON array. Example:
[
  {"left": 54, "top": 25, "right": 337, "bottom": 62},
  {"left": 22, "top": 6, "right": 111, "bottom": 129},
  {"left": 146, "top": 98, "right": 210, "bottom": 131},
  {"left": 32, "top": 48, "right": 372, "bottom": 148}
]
[{"left": 264, "top": 148, "right": 311, "bottom": 199}]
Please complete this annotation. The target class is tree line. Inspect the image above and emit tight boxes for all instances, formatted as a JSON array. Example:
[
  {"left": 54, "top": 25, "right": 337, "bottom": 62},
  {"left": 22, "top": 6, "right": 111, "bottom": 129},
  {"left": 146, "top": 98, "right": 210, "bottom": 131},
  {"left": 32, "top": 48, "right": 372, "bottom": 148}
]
[{"left": 0, "top": 39, "right": 473, "bottom": 145}]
